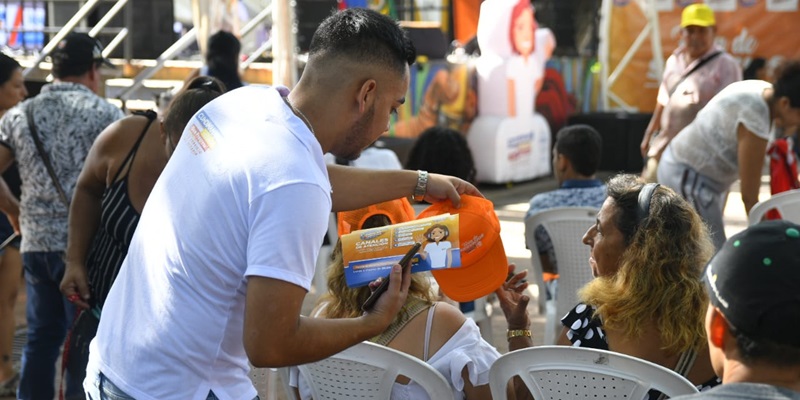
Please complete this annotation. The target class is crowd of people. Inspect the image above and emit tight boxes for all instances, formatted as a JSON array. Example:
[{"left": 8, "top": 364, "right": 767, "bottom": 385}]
[{"left": 0, "top": 3, "right": 797, "bottom": 400}]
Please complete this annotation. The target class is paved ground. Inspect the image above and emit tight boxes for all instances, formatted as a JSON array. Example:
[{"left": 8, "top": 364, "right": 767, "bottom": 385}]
[{"left": 3, "top": 170, "right": 767, "bottom": 399}]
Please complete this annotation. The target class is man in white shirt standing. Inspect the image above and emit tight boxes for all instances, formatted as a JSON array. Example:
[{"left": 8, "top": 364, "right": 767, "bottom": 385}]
[{"left": 84, "top": 8, "right": 480, "bottom": 400}]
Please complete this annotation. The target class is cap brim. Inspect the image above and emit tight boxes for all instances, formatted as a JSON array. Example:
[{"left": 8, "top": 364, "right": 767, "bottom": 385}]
[
  {"left": 97, "top": 58, "right": 115, "bottom": 69},
  {"left": 681, "top": 19, "right": 714, "bottom": 27},
  {"left": 432, "top": 236, "right": 508, "bottom": 302}
]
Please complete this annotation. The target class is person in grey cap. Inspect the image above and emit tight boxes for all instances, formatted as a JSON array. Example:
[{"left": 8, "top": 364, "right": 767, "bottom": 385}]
[
  {"left": 674, "top": 220, "right": 800, "bottom": 399},
  {"left": 0, "top": 32, "right": 122, "bottom": 399}
]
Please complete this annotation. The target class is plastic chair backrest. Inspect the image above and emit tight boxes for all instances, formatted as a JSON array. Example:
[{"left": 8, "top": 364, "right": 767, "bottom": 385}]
[
  {"left": 489, "top": 346, "right": 700, "bottom": 400},
  {"left": 748, "top": 189, "right": 800, "bottom": 225},
  {"left": 524, "top": 207, "right": 598, "bottom": 344},
  {"left": 296, "top": 341, "right": 455, "bottom": 399}
]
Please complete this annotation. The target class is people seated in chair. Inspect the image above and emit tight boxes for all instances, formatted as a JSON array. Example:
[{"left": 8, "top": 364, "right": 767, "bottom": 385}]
[
  {"left": 672, "top": 221, "right": 800, "bottom": 399},
  {"left": 499, "top": 174, "right": 720, "bottom": 399},
  {"left": 526, "top": 124, "right": 606, "bottom": 298},
  {"left": 291, "top": 198, "right": 500, "bottom": 400}
]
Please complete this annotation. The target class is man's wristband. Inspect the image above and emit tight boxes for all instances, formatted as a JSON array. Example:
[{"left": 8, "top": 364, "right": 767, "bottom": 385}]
[
  {"left": 413, "top": 170, "right": 428, "bottom": 202},
  {"left": 507, "top": 329, "right": 532, "bottom": 341}
]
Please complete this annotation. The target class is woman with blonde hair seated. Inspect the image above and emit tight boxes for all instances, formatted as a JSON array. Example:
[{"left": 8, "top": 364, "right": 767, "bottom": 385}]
[
  {"left": 499, "top": 174, "right": 720, "bottom": 399},
  {"left": 291, "top": 198, "right": 500, "bottom": 400}
]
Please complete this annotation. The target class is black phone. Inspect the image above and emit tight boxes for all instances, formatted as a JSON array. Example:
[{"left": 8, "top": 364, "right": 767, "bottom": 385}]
[{"left": 361, "top": 242, "right": 421, "bottom": 312}]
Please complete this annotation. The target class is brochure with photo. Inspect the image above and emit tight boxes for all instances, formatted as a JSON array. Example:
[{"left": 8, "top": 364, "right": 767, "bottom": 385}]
[{"left": 342, "top": 214, "right": 461, "bottom": 288}]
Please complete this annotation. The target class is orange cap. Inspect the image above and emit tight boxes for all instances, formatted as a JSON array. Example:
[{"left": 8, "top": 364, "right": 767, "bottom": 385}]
[
  {"left": 417, "top": 195, "right": 508, "bottom": 302},
  {"left": 337, "top": 198, "right": 416, "bottom": 237}
]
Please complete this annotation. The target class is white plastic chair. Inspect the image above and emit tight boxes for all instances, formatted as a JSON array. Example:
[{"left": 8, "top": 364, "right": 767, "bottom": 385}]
[
  {"left": 524, "top": 207, "right": 598, "bottom": 344},
  {"left": 488, "top": 346, "right": 700, "bottom": 400},
  {"left": 748, "top": 188, "right": 800, "bottom": 225},
  {"left": 294, "top": 341, "right": 455, "bottom": 399}
]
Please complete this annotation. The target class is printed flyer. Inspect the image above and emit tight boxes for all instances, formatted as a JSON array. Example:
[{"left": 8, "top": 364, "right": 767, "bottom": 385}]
[{"left": 342, "top": 214, "right": 461, "bottom": 288}]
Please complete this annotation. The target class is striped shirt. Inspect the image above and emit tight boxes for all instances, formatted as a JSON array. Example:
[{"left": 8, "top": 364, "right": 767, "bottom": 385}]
[{"left": 87, "top": 111, "right": 153, "bottom": 308}]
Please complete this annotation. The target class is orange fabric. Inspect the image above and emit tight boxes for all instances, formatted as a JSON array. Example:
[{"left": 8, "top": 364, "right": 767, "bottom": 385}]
[
  {"left": 417, "top": 195, "right": 508, "bottom": 302},
  {"left": 542, "top": 272, "right": 559, "bottom": 282},
  {"left": 337, "top": 198, "right": 416, "bottom": 237}
]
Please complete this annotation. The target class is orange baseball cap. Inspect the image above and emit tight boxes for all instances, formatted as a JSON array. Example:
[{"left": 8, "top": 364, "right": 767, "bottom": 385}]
[
  {"left": 337, "top": 198, "right": 416, "bottom": 237},
  {"left": 417, "top": 195, "right": 508, "bottom": 302}
]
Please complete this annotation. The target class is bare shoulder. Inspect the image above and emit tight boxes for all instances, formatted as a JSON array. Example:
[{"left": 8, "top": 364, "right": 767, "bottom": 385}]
[
  {"left": 94, "top": 114, "right": 154, "bottom": 154},
  {"left": 432, "top": 301, "right": 467, "bottom": 333}
]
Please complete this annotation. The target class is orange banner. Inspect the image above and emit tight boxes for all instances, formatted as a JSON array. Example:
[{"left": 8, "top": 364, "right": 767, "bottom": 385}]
[{"left": 608, "top": 0, "right": 800, "bottom": 111}]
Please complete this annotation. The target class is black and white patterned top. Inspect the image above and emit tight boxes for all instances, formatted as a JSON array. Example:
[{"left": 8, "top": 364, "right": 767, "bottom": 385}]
[
  {"left": 562, "top": 303, "right": 722, "bottom": 398},
  {"left": 0, "top": 82, "right": 123, "bottom": 252}
]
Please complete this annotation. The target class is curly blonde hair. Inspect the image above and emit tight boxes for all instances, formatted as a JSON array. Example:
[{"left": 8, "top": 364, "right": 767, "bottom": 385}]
[{"left": 579, "top": 174, "right": 714, "bottom": 354}]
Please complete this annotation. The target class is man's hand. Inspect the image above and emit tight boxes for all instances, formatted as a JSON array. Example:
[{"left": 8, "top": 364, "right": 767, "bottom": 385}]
[
  {"left": 362, "top": 262, "right": 412, "bottom": 331},
  {"left": 495, "top": 264, "right": 531, "bottom": 330},
  {"left": 423, "top": 173, "right": 483, "bottom": 207},
  {"left": 60, "top": 262, "right": 91, "bottom": 309}
]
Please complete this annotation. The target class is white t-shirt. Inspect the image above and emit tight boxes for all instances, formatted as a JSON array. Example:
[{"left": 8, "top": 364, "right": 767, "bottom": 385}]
[
  {"left": 425, "top": 241, "right": 452, "bottom": 269},
  {"left": 668, "top": 80, "right": 772, "bottom": 186},
  {"left": 86, "top": 86, "right": 332, "bottom": 400},
  {"left": 323, "top": 146, "right": 402, "bottom": 170}
]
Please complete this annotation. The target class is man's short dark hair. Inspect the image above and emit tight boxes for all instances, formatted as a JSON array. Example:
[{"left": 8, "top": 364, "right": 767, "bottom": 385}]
[
  {"left": 309, "top": 8, "right": 416, "bottom": 75},
  {"left": 731, "top": 324, "right": 800, "bottom": 367},
  {"left": 773, "top": 59, "right": 800, "bottom": 108},
  {"left": 554, "top": 124, "right": 602, "bottom": 176}
]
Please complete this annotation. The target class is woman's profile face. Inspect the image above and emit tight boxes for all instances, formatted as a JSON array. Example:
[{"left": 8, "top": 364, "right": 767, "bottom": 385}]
[
  {"left": 0, "top": 68, "right": 27, "bottom": 111},
  {"left": 582, "top": 197, "right": 626, "bottom": 278}
]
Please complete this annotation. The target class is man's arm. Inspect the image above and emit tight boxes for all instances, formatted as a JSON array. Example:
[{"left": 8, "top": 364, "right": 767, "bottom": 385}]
[
  {"left": 327, "top": 165, "right": 482, "bottom": 212},
  {"left": 243, "top": 262, "right": 412, "bottom": 367},
  {"left": 640, "top": 103, "right": 664, "bottom": 158},
  {"left": 737, "top": 123, "right": 768, "bottom": 214}
]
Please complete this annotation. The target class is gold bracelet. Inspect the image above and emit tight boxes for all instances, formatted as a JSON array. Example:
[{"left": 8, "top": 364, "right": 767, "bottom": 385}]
[{"left": 507, "top": 329, "right": 532, "bottom": 340}]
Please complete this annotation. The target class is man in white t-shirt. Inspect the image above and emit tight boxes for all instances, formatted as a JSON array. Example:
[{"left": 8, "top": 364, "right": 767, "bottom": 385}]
[{"left": 84, "top": 8, "right": 480, "bottom": 400}]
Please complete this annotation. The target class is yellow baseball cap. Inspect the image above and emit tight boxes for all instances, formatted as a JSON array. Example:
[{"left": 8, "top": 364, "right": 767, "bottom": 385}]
[{"left": 681, "top": 3, "right": 715, "bottom": 27}]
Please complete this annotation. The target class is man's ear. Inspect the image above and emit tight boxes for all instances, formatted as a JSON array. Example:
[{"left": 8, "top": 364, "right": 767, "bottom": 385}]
[
  {"left": 555, "top": 153, "right": 568, "bottom": 173},
  {"left": 356, "top": 79, "right": 378, "bottom": 114},
  {"left": 708, "top": 307, "right": 730, "bottom": 349},
  {"left": 778, "top": 96, "right": 792, "bottom": 111}
]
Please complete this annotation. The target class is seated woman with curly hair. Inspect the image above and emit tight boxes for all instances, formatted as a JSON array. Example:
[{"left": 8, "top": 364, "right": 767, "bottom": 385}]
[{"left": 498, "top": 173, "right": 719, "bottom": 399}]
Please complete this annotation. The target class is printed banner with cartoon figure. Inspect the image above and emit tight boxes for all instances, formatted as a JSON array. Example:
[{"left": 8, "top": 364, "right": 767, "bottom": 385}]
[
  {"left": 608, "top": 0, "right": 800, "bottom": 112},
  {"left": 342, "top": 214, "right": 461, "bottom": 288}
]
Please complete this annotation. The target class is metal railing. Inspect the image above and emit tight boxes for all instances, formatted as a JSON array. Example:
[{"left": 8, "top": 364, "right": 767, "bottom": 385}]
[
  {"left": 22, "top": 0, "right": 129, "bottom": 78},
  {"left": 117, "top": 1, "right": 275, "bottom": 102}
]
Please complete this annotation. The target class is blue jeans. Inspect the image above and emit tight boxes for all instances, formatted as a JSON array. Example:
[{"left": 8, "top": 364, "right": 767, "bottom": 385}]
[
  {"left": 18, "top": 251, "right": 82, "bottom": 399},
  {"left": 86, "top": 373, "right": 260, "bottom": 400}
]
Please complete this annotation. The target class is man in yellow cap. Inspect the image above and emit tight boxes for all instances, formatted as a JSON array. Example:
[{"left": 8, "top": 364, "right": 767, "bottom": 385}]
[{"left": 640, "top": 3, "right": 741, "bottom": 182}]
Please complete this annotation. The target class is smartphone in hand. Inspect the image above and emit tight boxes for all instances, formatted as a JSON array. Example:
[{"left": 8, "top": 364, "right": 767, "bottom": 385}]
[{"left": 361, "top": 242, "right": 421, "bottom": 312}]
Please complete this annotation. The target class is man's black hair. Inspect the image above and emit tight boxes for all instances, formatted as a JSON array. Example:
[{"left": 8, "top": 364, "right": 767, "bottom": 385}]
[
  {"left": 309, "top": 8, "right": 416, "bottom": 75},
  {"left": 554, "top": 124, "right": 602, "bottom": 177},
  {"left": 774, "top": 59, "right": 800, "bottom": 108},
  {"left": 731, "top": 324, "right": 800, "bottom": 367}
]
